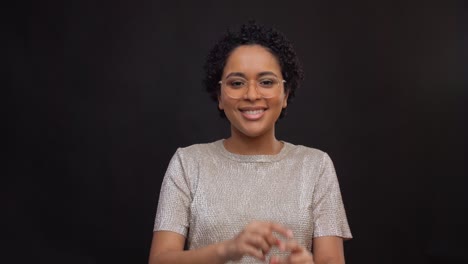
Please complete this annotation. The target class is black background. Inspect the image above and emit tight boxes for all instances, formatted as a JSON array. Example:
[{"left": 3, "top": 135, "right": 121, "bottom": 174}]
[{"left": 5, "top": 0, "right": 467, "bottom": 263}]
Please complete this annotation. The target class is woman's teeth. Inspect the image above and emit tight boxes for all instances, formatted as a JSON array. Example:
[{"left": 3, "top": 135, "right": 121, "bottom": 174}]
[{"left": 243, "top": 110, "right": 264, "bottom": 114}]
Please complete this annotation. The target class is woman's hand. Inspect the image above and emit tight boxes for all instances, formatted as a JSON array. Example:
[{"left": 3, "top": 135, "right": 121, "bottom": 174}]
[
  {"left": 220, "top": 221, "right": 294, "bottom": 262},
  {"left": 269, "top": 240, "right": 314, "bottom": 264}
]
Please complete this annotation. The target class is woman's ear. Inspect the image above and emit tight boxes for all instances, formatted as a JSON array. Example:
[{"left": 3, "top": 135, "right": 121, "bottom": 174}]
[
  {"left": 282, "top": 90, "right": 289, "bottom": 108},
  {"left": 218, "top": 95, "right": 224, "bottom": 110}
]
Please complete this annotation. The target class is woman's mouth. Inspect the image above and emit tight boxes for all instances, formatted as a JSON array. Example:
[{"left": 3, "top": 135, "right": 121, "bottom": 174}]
[{"left": 240, "top": 109, "right": 265, "bottom": 120}]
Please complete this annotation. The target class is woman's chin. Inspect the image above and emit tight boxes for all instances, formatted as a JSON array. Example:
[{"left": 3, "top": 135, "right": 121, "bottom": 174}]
[{"left": 232, "top": 125, "right": 272, "bottom": 139}]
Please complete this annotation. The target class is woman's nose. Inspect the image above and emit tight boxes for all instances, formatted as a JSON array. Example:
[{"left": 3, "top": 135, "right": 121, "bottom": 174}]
[{"left": 244, "top": 80, "right": 262, "bottom": 100}]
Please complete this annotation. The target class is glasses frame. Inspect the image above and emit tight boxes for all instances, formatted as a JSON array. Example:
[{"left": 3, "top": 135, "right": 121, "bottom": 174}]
[{"left": 218, "top": 78, "right": 286, "bottom": 99}]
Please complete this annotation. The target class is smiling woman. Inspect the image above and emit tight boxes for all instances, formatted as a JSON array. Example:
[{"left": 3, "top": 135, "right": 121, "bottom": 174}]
[
  {"left": 148, "top": 21, "right": 352, "bottom": 264},
  {"left": 219, "top": 45, "right": 288, "bottom": 148}
]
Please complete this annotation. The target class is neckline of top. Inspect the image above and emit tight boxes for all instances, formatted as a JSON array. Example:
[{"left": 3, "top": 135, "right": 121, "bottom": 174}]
[{"left": 215, "top": 139, "right": 294, "bottom": 163}]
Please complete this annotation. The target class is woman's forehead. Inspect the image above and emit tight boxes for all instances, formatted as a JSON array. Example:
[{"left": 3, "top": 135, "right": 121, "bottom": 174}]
[{"left": 223, "top": 44, "right": 282, "bottom": 77}]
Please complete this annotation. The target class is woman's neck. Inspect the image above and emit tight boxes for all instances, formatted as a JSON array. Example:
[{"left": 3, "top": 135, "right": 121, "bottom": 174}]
[{"left": 223, "top": 128, "right": 283, "bottom": 155}]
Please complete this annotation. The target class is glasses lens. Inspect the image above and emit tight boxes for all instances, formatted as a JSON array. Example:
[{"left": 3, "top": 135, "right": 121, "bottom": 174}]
[
  {"left": 221, "top": 77, "right": 283, "bottom": 99},
  {"left": 257, "top": 77, "right": 280, "bottom": 98}
]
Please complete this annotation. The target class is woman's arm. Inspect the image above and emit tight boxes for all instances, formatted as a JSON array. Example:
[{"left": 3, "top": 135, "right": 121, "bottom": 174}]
[
  {"left": 268, "top": 236, "right": 344, "bottom": 264},
  {"left": 312, "top": 236, "right": 345, "bottom": 264},
  {"left": 149, "top": 221, "right": 293, "bottom": 264},
  {"left": 148, "top": 231, "right": 228, "bottom": 264}
]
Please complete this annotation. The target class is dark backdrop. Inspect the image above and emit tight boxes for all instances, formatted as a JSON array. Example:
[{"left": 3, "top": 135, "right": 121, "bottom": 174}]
[{"left": 5, "top": 0, "right": 467, "bottom": 263}]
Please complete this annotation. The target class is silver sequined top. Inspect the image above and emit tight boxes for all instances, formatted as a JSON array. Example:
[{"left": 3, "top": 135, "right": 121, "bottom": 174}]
[{"left": 154, "top": 140, "right": 352, "bottom": 263}]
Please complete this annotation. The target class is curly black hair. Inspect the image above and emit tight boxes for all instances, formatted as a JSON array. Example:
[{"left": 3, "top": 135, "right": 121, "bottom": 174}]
[{"left": 203, "top": 21, "right": 304, "bottom": 119}]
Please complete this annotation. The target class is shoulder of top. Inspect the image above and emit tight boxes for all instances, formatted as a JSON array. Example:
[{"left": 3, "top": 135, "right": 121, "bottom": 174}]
[
  {"left": 288, "top": 143, "right": 325, "bottom": 154},
  {"left": 175, "top": 141, "right": 219, "bottom": 156},
  {"left": 286, "top": 143, "right": 331, "bottom": 160}
]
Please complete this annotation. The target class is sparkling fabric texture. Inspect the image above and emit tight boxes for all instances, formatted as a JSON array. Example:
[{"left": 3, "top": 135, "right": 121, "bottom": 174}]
[{"left": 154, "top": 140, "right": 352, "bottom": 263}]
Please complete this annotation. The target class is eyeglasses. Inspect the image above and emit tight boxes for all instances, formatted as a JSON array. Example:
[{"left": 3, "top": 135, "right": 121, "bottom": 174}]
[{"left": 219, "top": 76, "right": 286, "bottom": 99}]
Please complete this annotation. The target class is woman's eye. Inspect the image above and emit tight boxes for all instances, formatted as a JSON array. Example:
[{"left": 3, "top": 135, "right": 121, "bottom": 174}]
[
  {"left": 259, "top": 79, "right": 275, "bottom": 87},
  {"left": 230, "top": 81, "right": 245, "bottom": 88}
]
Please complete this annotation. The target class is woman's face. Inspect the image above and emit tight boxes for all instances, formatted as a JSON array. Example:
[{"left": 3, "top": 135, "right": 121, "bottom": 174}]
[{"left": 218, "top": 44, "right": 288, "bottom": 139}]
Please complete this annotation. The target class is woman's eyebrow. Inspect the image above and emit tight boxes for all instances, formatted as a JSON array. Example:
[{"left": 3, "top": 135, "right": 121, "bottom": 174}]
[
  {"left": 258, "top": 71, "right": 278, "bottom": 77},
  {"left": 225, "top": 72, "right": 246, "bottom": 79},
  {"left": 225, "top": 71, "right": 278, "bottom": 79}
]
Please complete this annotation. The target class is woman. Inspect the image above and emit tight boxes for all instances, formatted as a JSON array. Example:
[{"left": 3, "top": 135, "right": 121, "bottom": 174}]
[{"left": 149, "top": 21, "right": 352, "bottom": 264}]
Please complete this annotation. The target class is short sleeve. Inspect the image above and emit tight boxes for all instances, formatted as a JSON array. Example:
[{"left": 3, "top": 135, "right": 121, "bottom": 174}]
[
  {"left": 153, "top": 149, "right": 191, "bottom": 236},
  {"left": 311, "top": 153, "right": 352, "bottom": 239}
]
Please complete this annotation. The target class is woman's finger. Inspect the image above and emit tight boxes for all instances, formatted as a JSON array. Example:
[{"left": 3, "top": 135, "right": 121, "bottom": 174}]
[
  {"left": 270, "top": 251, "right": 313, "bottom": 264},
  {"left": 281, "top": 240, "right": 303, "bottom": 253},
  {"left": 268, "top": 222, "right": 294, "bottom": 239},
  {"left": 269, "top": 255, "right": 288, "bottom": 264},
  {"left": 241, "top": 243, "right": 266, "bottom": 261},
  {"left": 248, "top": 221, "right": 293, "bottom": 240},
  {"left": 288, "top": 252, "right": 313, "bottom": 263},
  {"left": 264, "top": 232, "right": 281, "bottom": 247},
  {"left": 245, "top": 234, "right": 271, "bottom": 254}
]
